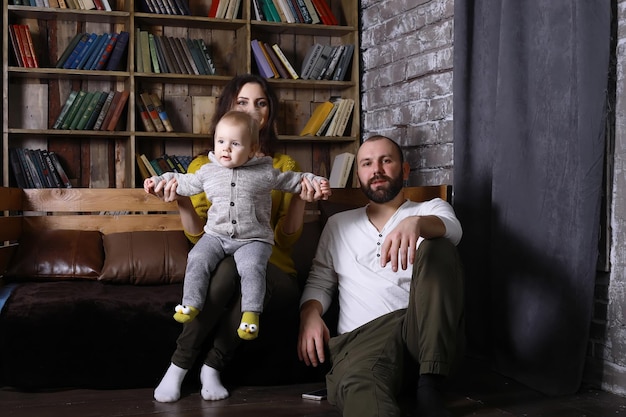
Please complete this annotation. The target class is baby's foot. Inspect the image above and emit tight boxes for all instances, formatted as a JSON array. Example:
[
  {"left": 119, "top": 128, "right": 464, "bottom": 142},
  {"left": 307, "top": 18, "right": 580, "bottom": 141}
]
[
  {"left": 237, "top": 311, "right": 259, "bottom": 340},
  {"left": 154, "top": 363, "right": 187, "bottom": 402},
  {"left": 173, "top": 305, "right": 199, "bottom": 323}
]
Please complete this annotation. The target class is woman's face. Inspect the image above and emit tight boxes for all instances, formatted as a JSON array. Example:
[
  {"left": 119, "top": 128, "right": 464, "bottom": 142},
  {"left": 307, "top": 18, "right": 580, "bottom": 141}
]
[{"left": 232, "top": 82, "right": 270, "bottom": 130}]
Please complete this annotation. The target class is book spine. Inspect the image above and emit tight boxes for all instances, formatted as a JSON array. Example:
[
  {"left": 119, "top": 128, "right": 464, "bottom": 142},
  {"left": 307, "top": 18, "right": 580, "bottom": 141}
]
[
  {"left": 17, "top": 148, "right": 36, "bottom": 188},
  {"left": 158, "top": 35, "right": 181, "bottom": 73},
  {"left": 42, "top": 150, "right": 64, "bottom": 188},
  {"left": 140, "top": 92, "right": 165, "bottom": 132},
  {"left": 295, "top": 0, "right": 312, "bottom": 23},
  {"left": 140, "top": 154, "right": 159, "bottom": 177},
  {"left": 176, "top": 37, "right": 199, "bottom": 75},
  {"left": 69, "top": 91, "right": 94, "bottom": 130},
  {"left": 150, "top": 93, "right": 175, "bottom": 132},
  {"left": 95, "top": 32, "right": 118, "bottom": 70},
  {"left": 84, "top": 33, "right": 109, "bottom": 70},
  {"left": 264, "top": 42, "right": 289, "bottom": 79},
  {"left": 136, "top": 100, "right": 156, "bottom": 132},
  {"left": 8, "top": 25, "right": 24, "bottom": 67},
  {"left": 148, "top": 33, "right": 161, "bottom": 73},
  {"left": 24, "top": 149, "right": 45, "bottom": 188},
  {"left": 105, "top": 90, "right": 130, "bottom": 131},
  {"left": 69, "top": 32, "right": 97, "bottom": 69},
  {"left": 75, "top": 91, "right": 102, "bottom": 130},
  {"left": 272, "top": 44, "right": 299, "bottom": 79},
  {"left": 104, "top": 30, "right": 129, "bottom": 71},
  {"left": 22, "top": 24, "right": 40, "bottom": 67},
  {"left": 9, "top": 148, "right": 28, "bottom": 188},
  {"left": 197, "top": 39, "right": 216, "bottom": 75},
  {"left": 300, "top": 43, "right": 322, "bottom": 79},
  {"left": 52, "top": 90, "right": 79, "bottom": 129},
  {"left": 63, "top": 33, "right": 90, "bottom": 69},
  {"left": 56, "top": 32, "right": 83, "bottom": 68},
  {"left": 77, "top": 33, "right": 103, "bottom": 69},
  {"left": 93, "top": 90, "right": 116, "bottom": 130},
  {"left": 187, "top": 38, "right": 208, "bottom": 75},
  {"left": 49, "top": 151, "right": 72, "bottom": 187},
  {"left": 153, "top": 35, "right": 170, "bottom": 73},
  {"left": 61, "top": 90, "right": 88, "bottom": 130},
  {"left": 84, "top": 91, "right": 108, "bottom": 130},
  {"left": 251, "top": 39, "right": 274, "bottom": 78}
]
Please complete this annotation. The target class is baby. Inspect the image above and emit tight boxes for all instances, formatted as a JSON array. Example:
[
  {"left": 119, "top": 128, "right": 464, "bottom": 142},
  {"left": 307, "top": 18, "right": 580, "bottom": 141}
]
[{"left": 144, "top": 110, "right": 331, "bottom": 340}]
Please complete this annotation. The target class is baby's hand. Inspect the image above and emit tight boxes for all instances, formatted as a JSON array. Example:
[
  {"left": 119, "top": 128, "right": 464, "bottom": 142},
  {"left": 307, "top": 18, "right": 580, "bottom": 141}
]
[
  {"left": 319, "top": 179, "right": 332, "bottom": 200},
  {"left": 143, "top": 178, "right": 156, "bottom": 194}
]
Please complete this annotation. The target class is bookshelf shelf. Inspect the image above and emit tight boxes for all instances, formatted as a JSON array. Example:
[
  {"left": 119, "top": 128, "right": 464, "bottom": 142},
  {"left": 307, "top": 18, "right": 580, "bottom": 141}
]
[{"left": 2, "top": 0, "right": 360, "bottom": 189}]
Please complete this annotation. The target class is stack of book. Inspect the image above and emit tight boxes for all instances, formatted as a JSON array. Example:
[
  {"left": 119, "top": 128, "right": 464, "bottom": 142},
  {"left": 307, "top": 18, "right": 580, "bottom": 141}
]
[
  {"left": 52, "top": 89, "right": 130, "bottom": 131},
  {"left": 138, "top": 0, "right": 191, "bottom": 15},
  {"left": 136, "top": 30, "right": 216, "bottom": 75},
  {"left": 299, "top": 97, "right": 355, "bottom": 137},
  {"left": 136, "top": 92, "right": 175, "bottom": 132},
  {"left": 10, "top": 0, "right": 113, "bottom": 9},
  {"left": 300, "top": 43, "right": 354, "bottom": 81},
  {"left": 251, "top": 40, "right": 299, "bottom": 79},
  {"left": 207, "top": 0, "right": 242, "bottom": 19},
  {"left": 9, "top": 148, "right": 72, "bottom": 189},
  {"left": 251, "top": 0, "right": 337, "bottom": 25},
  {"left": 56, "top": 31, "right": 130, "bottom": 71},
  {"left": 8, "top": 24, "right": 39, "bottom": 68},
  {"left": 136, "top": 153, "right": 192, "bottom": 180}
]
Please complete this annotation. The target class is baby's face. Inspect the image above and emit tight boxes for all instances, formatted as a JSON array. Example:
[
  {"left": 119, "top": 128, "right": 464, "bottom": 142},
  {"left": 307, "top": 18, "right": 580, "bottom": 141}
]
[{"left": 213, "top": 122, "right": 255, "bottom": 168}]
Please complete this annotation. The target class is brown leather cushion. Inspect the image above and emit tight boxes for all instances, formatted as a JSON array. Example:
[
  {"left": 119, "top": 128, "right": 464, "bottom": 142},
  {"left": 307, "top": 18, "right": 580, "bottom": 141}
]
[
  {"left": 99, "top": 231, "right": 190, "bottom": 285},
  {"left": 5, "top": 229, "right": 104, "bottom": 281}
]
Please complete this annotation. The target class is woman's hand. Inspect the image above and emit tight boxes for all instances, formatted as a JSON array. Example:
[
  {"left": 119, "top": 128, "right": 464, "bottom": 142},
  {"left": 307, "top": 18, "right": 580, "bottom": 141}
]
[{"left": 299, "top": 177, "right": 330, "bottom": 202}]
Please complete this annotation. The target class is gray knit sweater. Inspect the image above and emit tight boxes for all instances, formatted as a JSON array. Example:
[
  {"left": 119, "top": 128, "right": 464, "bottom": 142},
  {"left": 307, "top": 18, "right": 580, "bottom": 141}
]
[{"left": 151, "top": 153, "right": 325, "bottom": 244}]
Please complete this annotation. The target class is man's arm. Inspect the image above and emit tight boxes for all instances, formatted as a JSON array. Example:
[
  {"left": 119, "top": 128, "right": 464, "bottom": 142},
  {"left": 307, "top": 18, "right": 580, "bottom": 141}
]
[{"left": 298, "top": 299, "right": 329, "bottom": 367}]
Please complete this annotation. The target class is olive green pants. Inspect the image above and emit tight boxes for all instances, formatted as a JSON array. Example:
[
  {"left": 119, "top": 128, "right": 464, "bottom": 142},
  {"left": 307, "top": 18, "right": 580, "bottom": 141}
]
[{"left": 325, "top": 238, "right": 465, "bottom": 417}]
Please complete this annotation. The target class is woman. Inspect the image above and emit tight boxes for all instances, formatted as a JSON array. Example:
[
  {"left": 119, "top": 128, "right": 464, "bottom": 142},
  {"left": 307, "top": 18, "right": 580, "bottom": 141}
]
[{"left": 151, "top": 74, "right": 325, "bottom": 402}]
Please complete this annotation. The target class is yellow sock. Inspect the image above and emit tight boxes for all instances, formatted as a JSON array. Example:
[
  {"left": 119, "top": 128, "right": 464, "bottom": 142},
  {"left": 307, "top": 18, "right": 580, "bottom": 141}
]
[
  {"left": 237, "top": 311, "right": 259, "bottom": 340},
  {"left": 173, "top": 305, "right": 199, "bottom": 323}
]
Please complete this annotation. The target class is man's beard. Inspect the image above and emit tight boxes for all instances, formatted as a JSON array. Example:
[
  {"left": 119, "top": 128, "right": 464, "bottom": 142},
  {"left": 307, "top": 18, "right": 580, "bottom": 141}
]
[{"left": 361, "top": 173, "right": 403, "bottom": 203}]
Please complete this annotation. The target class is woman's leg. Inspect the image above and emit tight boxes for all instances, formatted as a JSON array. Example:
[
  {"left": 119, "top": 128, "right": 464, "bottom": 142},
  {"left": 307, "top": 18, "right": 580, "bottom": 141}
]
[{"left": 155, "top": 257, "right": 239, "bottom": 402}]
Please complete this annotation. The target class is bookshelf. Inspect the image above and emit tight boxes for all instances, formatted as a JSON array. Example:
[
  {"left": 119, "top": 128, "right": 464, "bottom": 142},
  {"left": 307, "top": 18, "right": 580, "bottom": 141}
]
[{"left": 1, "top": 0, "right": 360, "bottom": 188}]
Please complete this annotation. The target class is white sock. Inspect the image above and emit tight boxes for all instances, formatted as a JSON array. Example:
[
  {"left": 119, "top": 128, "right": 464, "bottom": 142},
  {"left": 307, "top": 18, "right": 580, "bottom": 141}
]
[
  {"left": 200, "top": 364, "right": 229, "bottom": 401},
  {"left": 154, "top": 363, "right": 188, "bottom": 403}
]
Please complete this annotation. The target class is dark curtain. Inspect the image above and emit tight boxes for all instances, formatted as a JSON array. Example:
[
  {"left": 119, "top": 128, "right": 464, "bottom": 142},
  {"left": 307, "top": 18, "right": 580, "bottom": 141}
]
[{"left": 453, "top": 1, "right": 611, "bottom": 395}]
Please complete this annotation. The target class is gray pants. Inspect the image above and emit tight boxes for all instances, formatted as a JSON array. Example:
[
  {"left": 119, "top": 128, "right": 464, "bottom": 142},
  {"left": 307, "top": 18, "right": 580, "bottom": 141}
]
[
  {"left": 325, "top": 238, "right": 465, "bottom": 417},
  {"left": 183, "top": 233, "right": 272, "bottom": 313}
]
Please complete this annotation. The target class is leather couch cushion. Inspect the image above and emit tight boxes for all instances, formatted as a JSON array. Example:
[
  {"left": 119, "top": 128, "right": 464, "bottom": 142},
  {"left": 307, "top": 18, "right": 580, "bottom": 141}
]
[
  {"left": 5, "top": 229, "right": 104, "bottom": 280},
  {"left": 99, "top": 231, "right": 190, "bottom": 285}
]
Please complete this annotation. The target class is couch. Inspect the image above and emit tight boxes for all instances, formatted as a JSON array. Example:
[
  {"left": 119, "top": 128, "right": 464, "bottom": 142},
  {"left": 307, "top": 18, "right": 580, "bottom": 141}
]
[{"left": 0, "top": 185, "right": 449, "bottom": 390}]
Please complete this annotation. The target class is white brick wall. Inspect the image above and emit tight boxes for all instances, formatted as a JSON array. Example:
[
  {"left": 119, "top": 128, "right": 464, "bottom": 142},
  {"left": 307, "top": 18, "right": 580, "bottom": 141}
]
[{"left": 360, "top": 0, "right": 454, "bottom": 185}]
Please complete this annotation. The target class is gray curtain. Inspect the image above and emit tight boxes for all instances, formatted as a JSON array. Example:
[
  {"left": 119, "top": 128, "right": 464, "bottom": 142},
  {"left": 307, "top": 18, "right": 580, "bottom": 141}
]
[{"left": 453, "top": 1, "right": 611, "bottom": 395}]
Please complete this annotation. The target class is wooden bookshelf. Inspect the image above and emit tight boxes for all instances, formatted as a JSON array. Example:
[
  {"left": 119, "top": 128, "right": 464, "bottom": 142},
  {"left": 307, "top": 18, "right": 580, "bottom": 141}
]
[{"left": 1, "top": 0, "right": 360, "bottom": 188}]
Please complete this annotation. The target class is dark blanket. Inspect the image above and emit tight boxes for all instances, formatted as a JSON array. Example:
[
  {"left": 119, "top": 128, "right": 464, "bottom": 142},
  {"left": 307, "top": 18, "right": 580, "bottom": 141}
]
[{"left": 0, "top": 281, "right": 324, "bottom": 390}]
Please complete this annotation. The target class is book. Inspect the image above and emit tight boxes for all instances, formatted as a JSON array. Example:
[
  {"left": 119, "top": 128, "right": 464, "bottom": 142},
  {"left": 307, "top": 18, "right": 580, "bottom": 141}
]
[
  {"left": 300, "top": 43, "right": 323, "bottom": 79},
  {"left": 56, "top": 32, "right": 83, "bottom": 68},
  {"left": 332, "top": 44, "right": 354, "bottom": 81},
  {"left": 197, "top": 39, "right": 216, "bottom": 75},
  {"left": 16, "top": 25, "right": 37, "bottom": 68},
  {"left": 140, "top": 30, "right": 151, "bottom": 72},
  {"left": 263, "top": 41, "right": 289, "bottom": 79},
  {"left": 150, "top": 93, "right": 175, "bottom": 132},
  {"left": 52, "top": 90, "right": 79, "bottom": 129},
  {"left": 76, "top": 33, "right": 104, "bottom": 70},
  {"left": 208, "top": 0, "right": 220, "bottom": 17},
  {"left": 140, "top": 92, "right": 165, "bottom": 132},
  {"left": 136, "top": 153, "right": 153, "bottom": 180},
  {"left": 41, "top": 150, "right": 64, "bottom": 188},
  {"left": 186, "top": 38, "right": 208, "bottom": 75},
  {"left": 94, "top": 32, "right": 118, "bottom": 70},
  {"left": 258, "top": 41, "right": 280, "bottom": 78},
  {"left": 170, "top": 155, "right": 187, "bottom": 173},
  {"left": 176, "top": 37, "right": 199, "bottom": 75},
  {"left": 105, "top": 90, "right": 130, "bottom": 131},
  {"left": 328, "top": 152, "right": 355, "bottom": 188},
  {"left": 251, "top": 39, "right": 274, "bottom": 78},
  {"left": 172, "top": 0, "right": 191, "bottom": 15},
  {"left": 321, "top": 44, "right": 343, "bottom": 80},
  {"left": 287, "top": 0, "right": 304, "bottom": 23},
  {"left": 315, "top": 97, "right": 340, "bottom": 136},
  {"left": 262, "top": 0, "right": 280, "bottom": 22},
  {"left": 300, "top": 101, "right": 335, "bottom": 136},
  {"left": 84, "top": 91, "right": 108, "bottom": 130},
  {"left": 154, "top": 35, "right": 170, "bottom": 73},
  {"left": 27, "top": 149, "right": 47, "bottom": 188},
  {"left": 16, "top": 148, "right": 37, "bottom": 188},
  {"left": 148, "top": 33, "right": 160, "bottom": 73},
  {"left": 21, "top": 24, "right": 40, "bottom": 68},
  {"left": 165, "top": 35, "right": 190, "bottom": 74},
  {"left": 61, "top": 90, "right": 88, "bottom": 129},
  {"left": 49, "top": 151, "right": 72, "bottom": 187},
  {"left": 84, "top": 33, "right": 110, "bottom": 70},
  {"left": 137, "top": 99, "right": 156, "bottom": 131},
  {"left": 323, "top": 97, "right": 344, "bottom": 136},
  {"left": 308, "top": 44, "right": 333, "bottom": 80},
  {"left": 68, "top": 32, "right": 98, "bottom": 69},
  {"left": 251, "top": 0, "right": 265, "bottom": 20},
  {"left": 225, "top": 0, "right": 241, "bottom": 18},
  {"left": 158, "top": 35, "right": 181, "bottom": 73},
  {"left": 140, "top": 154, "right": 159, "bottom": 176},
  {"left": 105, "top": 30, "right": 129, "bottom": 71},
  {"left": 272, "top": 44, "right": 299, "bottom": 79},
  {"left": 328, "top": 97, "right": 354, "bottom": 136},
  {"left": 69, "top": 91, "right": 94, "bottom": 129},
  {"left": 155, "top": 35, "right": 177, "bottom": 73},
  {"left": 302, "top": 0, "right": 320, "bottom": 24},
  {"left": 75, "top": 91, "right": 102, "bottom": 130},
  {"left": 274, "top": 0, "right": 293, "bottom": 22},
  {"left": 93, "top": 90, "right": 116, "bottom": 130},
  {"left": 63, "top": 32, "right": 91, "bottom": 69},
  {"left": 8, "top": 25, "right": 24, "bottom": 67},
  {"left": 311, "top": 0, "right": 337, "bottom": 25},
  {"left": 216, "top": 0, "right": 229, "bottom": 18},
  {"left": 9, "top": 148, "right": 28, "bottom": 188}
]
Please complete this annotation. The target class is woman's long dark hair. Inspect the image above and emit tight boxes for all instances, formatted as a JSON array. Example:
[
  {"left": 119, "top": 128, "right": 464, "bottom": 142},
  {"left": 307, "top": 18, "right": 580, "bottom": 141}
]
[{"left": 209, "top": 74, "right": 280, "bottom": 156}]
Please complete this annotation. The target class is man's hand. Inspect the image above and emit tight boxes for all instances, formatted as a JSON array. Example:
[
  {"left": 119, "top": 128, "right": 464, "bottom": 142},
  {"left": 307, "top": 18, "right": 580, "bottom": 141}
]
[
  {"left": 298, "top": 301, "right": 329, "bottom": 367},
  {"left": 299, "top": 177, "right": 331, "bottom": 202},
  {"left": 380, "top": 216, "right": 421, "bottom": 271}
]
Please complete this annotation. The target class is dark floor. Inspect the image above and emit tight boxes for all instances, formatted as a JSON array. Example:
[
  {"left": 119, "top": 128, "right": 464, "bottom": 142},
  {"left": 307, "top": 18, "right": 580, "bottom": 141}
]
[{"left": 3, "top": 358, "right": 626, "bottom": 417}]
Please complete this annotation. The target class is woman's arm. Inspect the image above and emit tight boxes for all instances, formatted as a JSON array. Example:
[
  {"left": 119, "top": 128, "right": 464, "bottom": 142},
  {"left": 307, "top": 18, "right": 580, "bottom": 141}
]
[{"left": 281, "top": 177, "right": 325, "bottom": 235}]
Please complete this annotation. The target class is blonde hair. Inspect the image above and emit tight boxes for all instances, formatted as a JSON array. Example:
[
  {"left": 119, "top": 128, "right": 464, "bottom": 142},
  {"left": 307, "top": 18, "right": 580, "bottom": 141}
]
[{"left": 215, "top": 110, "right": 260, "bottom": 147}]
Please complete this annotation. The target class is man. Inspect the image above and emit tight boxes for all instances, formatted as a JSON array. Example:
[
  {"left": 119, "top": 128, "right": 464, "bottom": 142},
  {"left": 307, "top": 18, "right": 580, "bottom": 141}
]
[{"left": 298, "top": 135, "right": 464, "bottom": 417}]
